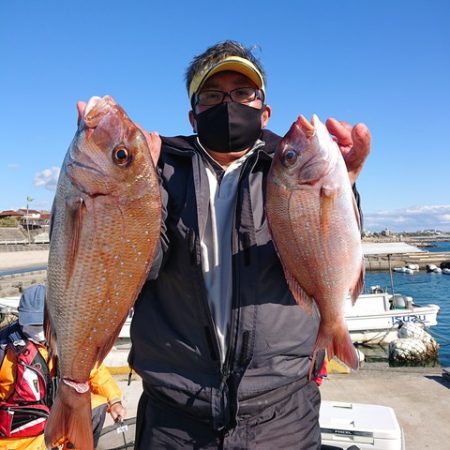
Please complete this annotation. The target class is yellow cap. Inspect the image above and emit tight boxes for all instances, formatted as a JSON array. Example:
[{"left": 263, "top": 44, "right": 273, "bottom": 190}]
[{"left": 188, "top": 56, "right": 265, "bottom": 101}]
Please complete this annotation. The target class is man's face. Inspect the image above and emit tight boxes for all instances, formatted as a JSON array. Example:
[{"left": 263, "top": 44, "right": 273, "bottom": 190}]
[{"left": 189, "top": 71, "right": 271, "bottom": 131}]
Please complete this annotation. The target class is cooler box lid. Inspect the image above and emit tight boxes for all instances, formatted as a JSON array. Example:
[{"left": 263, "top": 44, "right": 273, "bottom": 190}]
[{"left": 320, "top": 401, "right": 402, "bottom": 443}]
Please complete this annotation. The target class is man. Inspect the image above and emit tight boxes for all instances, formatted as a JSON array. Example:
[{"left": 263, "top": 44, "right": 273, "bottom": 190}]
[
  {"left": 0, "top": 284, "right": 126, "bottom": 449},
  {"left": 130, "top": 40, "right": 371, "bottom": 449}
]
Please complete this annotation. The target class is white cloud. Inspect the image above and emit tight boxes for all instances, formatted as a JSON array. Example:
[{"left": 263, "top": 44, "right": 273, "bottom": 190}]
[
  {"left": 34, "top": 167, "right": 60, "bottom": 191},
  {"left": 364, "top": 205, "right": 450, "bottom": 232}
]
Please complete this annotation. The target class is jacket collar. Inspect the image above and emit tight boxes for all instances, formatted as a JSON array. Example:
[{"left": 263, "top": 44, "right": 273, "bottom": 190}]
[
  {"left": 161, "top": 129, "right": 282, "bottom": 160},
  {"left": 161, "top": 135, "right": 198, "bottom": 155}
]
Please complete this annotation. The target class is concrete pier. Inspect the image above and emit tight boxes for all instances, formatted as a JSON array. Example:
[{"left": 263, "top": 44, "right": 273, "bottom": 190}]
[
  {"left": 106, "top": 365, "right": 450, "bottom": 450},
  {"left": 320, "top": 365, "right": 450, "bottom": 450},
  {"left": 365, "top": 251, "right": 450, "bottom": 271}
]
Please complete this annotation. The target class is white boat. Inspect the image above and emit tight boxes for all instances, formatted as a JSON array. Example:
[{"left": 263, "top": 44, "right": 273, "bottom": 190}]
[
  {"left": 345, "top": 242, "right": 441, "bottom": 345},
  {"left": 426, "top": 263, "right": 443, "bottom": 273},
  {"left": 393, "top": 266, "right": 415, "bottom": 274},
  {"left": 344, "top": 287, "right": 440, "bottom": 345}
]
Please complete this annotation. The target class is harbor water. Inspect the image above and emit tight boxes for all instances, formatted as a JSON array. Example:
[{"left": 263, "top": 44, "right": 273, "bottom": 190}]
[
  {"left": 425, "top": 240, "right": 450, "bottom": 252},
  {"left": 365, "top": 268, "right": 450, "bottom": 367}
]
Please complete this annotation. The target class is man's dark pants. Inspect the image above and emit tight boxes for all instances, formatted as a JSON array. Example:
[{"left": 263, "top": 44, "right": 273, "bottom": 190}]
[{"left": 134, "top": 381, "right": 321, "bottom": 450}]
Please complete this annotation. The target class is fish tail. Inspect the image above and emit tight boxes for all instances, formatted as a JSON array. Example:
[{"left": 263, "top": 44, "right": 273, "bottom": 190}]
[
  {"left": 44, "top": 382, "right": 94, "bottom": 450},
  {"left": 315, "top": 322, "right": 359, "bottom": 370}
]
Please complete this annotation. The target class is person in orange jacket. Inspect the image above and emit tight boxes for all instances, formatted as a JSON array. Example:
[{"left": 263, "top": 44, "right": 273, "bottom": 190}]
[{"left": 0, "top": 284, "right": 126, "bottom": 449}]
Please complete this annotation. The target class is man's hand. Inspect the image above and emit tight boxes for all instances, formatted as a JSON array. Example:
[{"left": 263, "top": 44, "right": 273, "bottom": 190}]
[
  {"left": 136, "top": 125, "right": 162, "bottom": 167},
  {"left": 326, "top": 118, "right": 371, "bottom": 185},
  {"left": 109, "top": 401, "right": 127, "bottom": 422}
]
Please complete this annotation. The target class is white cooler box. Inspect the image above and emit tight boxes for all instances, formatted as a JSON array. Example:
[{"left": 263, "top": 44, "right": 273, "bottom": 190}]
[{"left": 320, "top": 401, "right": 405, "bottom": 450}]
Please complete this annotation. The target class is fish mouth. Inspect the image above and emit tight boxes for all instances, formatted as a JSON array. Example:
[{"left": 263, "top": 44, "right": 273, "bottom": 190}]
[
  {"left": 65, "top": 157, "right": 111, "bottom": 195},
  {"left": 66, "top": 158, "right": 105, "bottom": 177},
  {"left": 81, "top": 96, "right": 118, "bottom": 129},
  {"left": 65, "top": 153, "right": 108, "bottom": 194}
]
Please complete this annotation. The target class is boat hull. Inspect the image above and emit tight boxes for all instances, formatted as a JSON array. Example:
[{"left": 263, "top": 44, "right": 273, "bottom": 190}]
[{"left": 345, "top": 293, "right": 440, "bottom": 344}]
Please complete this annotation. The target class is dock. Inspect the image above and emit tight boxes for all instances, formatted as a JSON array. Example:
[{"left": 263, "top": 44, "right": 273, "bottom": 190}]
[
  {"left": 106, "top": 364, "right": 450, "bottom": 450},
  {"left": 320, "top": 364, "right": 450, "bottom": 450},
  {"left": 365, "top": 251, "right": 450, "bottom": 270}
]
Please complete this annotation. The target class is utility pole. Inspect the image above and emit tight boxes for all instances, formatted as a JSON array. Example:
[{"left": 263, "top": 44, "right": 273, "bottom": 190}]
[{"left": 26, "top": 196, "right": 33, "bottom": 244}]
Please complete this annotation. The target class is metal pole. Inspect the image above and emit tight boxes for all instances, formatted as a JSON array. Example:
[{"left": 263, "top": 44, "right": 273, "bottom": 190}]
[
  {"left": 26, "top": 202, "right": 31, "bottom": 244},
  {"left": 387, "top": 253, "right": 395, "bottom": 297}
]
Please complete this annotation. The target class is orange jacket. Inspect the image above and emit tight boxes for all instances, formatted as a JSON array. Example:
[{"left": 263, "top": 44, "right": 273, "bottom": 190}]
[{"left": 0, "top": 341, "right": 122, "bottom": 450}]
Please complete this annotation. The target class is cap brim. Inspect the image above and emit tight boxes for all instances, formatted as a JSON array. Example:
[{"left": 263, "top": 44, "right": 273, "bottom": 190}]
[{"left": 189, "top": 56, "right": 265, "bottom": 101}]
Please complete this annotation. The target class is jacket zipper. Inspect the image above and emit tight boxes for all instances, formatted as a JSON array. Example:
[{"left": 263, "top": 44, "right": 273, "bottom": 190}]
[
  {"left": 188, "top": 232, "right": 222, "bottom": 365},
  {"left": 188, "top": 152, "right": 224, "bottom": 367},
  {"left": 220, "top": 152, "right": 259, "bottom": 378}
]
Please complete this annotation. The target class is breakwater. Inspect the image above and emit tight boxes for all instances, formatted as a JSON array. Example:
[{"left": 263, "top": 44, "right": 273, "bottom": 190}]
[{"left": 365, "top": 251, "right": 450, "bottom": 271}]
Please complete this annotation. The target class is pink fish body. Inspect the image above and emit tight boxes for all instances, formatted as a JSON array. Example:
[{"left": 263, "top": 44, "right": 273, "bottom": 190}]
[
  {"left": 266, "top": 114, "right": 364, "bottom": 370},
  {"left": 45, "top": 96, "right": 161, "bottom": 449}
]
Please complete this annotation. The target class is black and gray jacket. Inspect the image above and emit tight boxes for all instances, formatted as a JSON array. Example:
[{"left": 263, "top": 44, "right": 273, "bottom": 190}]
[{"left": 130, "top": 130, "right": 325, "bottom": 430}]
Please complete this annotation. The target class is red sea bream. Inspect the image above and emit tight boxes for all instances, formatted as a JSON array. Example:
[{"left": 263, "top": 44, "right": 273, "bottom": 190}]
[
  {"left": 45, "top": 96, "right": 161, "bottom": 449},
  {"left": 266, "top": 114, "right": 364, "bottom": 370}
]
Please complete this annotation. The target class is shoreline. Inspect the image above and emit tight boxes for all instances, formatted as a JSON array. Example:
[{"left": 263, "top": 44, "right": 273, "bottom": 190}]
[{"left": 1, "top": 247, "right": 449, "bottom": 273}]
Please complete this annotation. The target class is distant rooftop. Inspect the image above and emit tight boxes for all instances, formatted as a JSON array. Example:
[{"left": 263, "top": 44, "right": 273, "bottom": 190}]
[{"left": 362, "top": 242, "right": 423, "bottom": 255}]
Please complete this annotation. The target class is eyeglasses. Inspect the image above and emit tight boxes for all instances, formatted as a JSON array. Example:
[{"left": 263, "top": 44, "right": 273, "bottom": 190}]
[{"left": 195, "top": 87, "right": 263, "bottom": 106}]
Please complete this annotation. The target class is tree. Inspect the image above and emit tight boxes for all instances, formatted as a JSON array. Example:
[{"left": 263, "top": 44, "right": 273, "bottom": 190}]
[{"left": 0, "top": 217, "right": 19, "bottom": 227}]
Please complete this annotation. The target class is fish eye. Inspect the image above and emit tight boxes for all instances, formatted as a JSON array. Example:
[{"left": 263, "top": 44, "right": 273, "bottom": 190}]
[
  {"left": 113, "top": 146, "right": 131, "bottom": 166},
  {"left": 283, "top": 149, "right": 298, "bottom": 166}
]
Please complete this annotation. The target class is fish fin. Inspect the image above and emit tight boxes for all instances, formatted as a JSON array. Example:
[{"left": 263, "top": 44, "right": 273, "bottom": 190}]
[
  {"left": 44, "top": 382, "right": 93, "bottom": 450},
  {"left": 64, "top": 196, "right": 87, "bottom": 286},
  {"left": 319, "top": 184, "right": 339, "bottom": 233},
  {"left": 320, "top": 184, "right": 339, "bottom": 200},
  {"left": 284, "top": 269, "right": 314, "bottom": 313},
  {"left": 315, "top": 321, "right": 359, "bottom": 370},
  {"left": 48, "top": 200, "right": 57, "bottom": 240},
  {"left": 44, "top": 302, "right": 58, "bottom": 359},
  {"left": 351, "top": 263, "right": 365, "bottom": 305}
]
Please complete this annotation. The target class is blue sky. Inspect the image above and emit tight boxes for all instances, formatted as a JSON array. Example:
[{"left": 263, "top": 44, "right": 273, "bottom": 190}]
[{"left": 1, "top": 0, "right": 449, "bottom": 232}]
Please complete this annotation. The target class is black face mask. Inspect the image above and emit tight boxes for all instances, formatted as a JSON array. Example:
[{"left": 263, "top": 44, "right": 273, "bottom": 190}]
[{"left": 194, "top": 102, "right": 264, "bottom": 153}]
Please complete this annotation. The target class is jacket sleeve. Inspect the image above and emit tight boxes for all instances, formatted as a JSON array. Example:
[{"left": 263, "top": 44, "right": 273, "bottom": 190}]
[
  {"left": 352, "top": 183, "right": 364, "bottom": 234},
  {"left": 89, "top": 363, "right": 122, "bottom": 406},
  {"left": 0, "top": 348, "right": 16, "bottom": 400}
]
